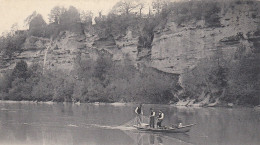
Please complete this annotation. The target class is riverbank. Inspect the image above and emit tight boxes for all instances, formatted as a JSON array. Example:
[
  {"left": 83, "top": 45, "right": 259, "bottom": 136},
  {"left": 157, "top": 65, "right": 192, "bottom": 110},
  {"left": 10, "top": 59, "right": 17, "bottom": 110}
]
[
  {"left": 173, "top": 98, "right": 258, "bottom": 108},
  {"left": 0, "top": 100, "right": 258, "bottom": 108}
]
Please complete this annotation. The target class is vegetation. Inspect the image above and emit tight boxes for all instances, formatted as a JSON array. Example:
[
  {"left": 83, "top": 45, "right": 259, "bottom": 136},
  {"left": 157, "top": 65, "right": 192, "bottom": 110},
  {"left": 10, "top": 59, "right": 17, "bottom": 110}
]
[
  {"left": 182, "top": 45, "right": 260, "bottom": 106},
  {"left": 0, "top": 53, "right": 179, "bottom": 103},
  {"left": 0, "top": 32, "right": 26, "bottom": 59}
]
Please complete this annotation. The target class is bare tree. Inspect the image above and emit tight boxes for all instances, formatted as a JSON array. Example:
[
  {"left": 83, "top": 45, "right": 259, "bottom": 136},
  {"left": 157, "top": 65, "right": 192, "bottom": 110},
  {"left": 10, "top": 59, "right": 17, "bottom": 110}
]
[
  {"left": 138, "top": 3, "right": 145, "bottom": 17},
  {"left": 112, "top": 0, "right": 139, "bottom": 15},
  {"left": 152, "top": 0, "right": 169, "bottom": 14}
]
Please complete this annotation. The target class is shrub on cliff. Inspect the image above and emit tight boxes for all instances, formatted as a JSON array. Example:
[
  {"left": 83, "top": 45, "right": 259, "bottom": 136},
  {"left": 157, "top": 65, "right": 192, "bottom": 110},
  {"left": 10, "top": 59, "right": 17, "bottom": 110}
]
[
  {"left": 0, "top": 32, "right": 26, "bottom": 58},
  {"left": 172, "top": 1, "right": 221, "bottom": 27},
  {"left": 94, "top": 13, "right": 140, "bottom": 38}
]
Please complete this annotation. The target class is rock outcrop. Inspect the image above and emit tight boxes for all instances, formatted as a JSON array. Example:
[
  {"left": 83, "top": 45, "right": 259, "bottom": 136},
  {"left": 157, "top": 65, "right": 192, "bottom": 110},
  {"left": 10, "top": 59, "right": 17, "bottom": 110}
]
[
  {"left": 0, "top": 0, "right": 259, "bottom": 105},
  {"left": 150, "top": 0, "right": 260, "bottom": 74}
]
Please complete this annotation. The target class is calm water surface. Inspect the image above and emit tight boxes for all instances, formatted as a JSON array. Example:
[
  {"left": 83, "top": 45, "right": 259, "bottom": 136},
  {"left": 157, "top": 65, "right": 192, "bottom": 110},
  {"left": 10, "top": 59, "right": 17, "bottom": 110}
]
[{"left": 0, "top": 102, "right": 259, "bottom": 145}]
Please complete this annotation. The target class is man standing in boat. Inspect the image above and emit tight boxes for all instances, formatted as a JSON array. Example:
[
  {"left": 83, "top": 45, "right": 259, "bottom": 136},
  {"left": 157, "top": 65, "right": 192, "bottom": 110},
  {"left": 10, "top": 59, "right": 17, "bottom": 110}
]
[
  {"left": 149, "top": 108, "right": 155, "bottom": 128},
  {"left": 157, "top": 110, "right": 164, "bottom": 128},
  {"left": 135, "top": 104, "right": 143, "bottom": 126}
]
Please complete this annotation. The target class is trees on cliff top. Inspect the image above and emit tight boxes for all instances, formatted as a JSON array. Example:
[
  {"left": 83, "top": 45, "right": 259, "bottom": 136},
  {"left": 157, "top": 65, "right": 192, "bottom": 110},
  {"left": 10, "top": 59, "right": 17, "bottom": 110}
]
[
  {"left": 111, "top": 0, "right": 140, "bottom": 15},
  {"left": 48, "top": 6, "right": 66, "bottom": 24},
  {"left": 26, "top": 12, "right": 47, "bottom": 37}
]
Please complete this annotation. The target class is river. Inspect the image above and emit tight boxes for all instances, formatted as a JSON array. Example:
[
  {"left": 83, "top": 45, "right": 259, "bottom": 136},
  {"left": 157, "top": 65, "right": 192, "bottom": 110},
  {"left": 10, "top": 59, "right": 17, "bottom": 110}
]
[{"left": 0, "top": 102, "right": 259, "bottom": 145}]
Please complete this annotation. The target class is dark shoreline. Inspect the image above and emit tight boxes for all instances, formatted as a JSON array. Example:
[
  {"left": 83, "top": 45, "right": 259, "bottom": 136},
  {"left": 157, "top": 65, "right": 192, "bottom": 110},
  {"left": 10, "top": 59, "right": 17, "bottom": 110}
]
[{"left": 0, "top": 100, "right": 258, "bottom": 108}]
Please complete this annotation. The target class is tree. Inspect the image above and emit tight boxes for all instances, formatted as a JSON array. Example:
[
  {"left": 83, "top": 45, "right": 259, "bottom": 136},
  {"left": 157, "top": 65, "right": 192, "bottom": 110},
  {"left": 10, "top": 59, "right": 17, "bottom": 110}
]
[
  {"left": 60, "top": 6, "right": 81, "bottom": 25},
  {"left": 112, "top": 0, "right": 139, "bottom": 15},
  {"left": 24, "top": 11, "right": 37, "bottom": 26},
  {"left": 0, "top": 32, "right": 26, "bottom": 58},
  {"left": 94, "top": 53, "right": 113, "bottom": 82},
  {"left": 59, "top": 6, "right": 82, "bottom": 32},
  {"left": 152, "top": 0, "right": 163, "bottom": 14},
  {"left": 48, "top": 6, "right": 66, "bottom": 24},
  {"left": 29, "top": 14, "right": 47, "bottom": 29},
  {"left": 80, "top": 10, "right": 93, "bottom": 25},
  {"left": 25, "top": 12, "right": 47, "bottom": 37},
  {"left": 152, "top": 0, "right": 169, "bottom": 15},
  {"left": 8, "top": 78, "right": 32, "bottom": 100},
  {"left": 0, "top": 70, "right": 12, "bottom": 93},
  {"left": 12, "top": 60, "right": 29, "bottom": 80},
  {"left": 94, "top": 11, "right": 106, "bottom": 25},
  {"left": 138, "top": 3, "right": 145, "bottom": 17}
]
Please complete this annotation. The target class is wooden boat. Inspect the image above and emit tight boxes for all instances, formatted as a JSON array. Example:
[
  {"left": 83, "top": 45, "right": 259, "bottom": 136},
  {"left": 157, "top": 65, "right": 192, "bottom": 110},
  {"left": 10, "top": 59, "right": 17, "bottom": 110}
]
[{"left": 133, "top": 123, "right": 195, "bottom": 133}]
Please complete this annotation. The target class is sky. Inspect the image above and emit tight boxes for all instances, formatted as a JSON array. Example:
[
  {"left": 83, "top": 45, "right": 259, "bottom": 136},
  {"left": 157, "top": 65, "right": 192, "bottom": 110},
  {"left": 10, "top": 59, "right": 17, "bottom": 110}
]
[
  {"left": 0, "top": 0, "right": 188, "bottom": 35},
  {"left": 0, "top": 0, "right": 122, "bottom": 35}
]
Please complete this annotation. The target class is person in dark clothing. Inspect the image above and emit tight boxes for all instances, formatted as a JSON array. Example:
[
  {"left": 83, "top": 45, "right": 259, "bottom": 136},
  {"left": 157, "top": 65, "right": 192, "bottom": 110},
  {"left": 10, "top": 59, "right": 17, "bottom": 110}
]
[
  {"left": 157, "top": 110, "right": 164, "bottom": 128},
  {"left": 135, "top": 104, "right": 143, "bottom": 126},
  {"left": 149, "top": 108, "right": 155, "bottom": 128}
]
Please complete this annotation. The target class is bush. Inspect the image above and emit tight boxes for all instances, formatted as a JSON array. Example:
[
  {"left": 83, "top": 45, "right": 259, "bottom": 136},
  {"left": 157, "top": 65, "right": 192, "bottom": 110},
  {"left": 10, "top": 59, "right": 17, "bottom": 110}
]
[
  {"left": 31, "top": 76, "right": 54, "bottom": 101},
  {"left": 8, "top": 78, "right": 32, "bottom": 100},
  {"left": 181, "top": 56, "right": 228, "bottom": 100},
  {"left": 0, "top": 33, "right": 26, "bottom": 58},
  {"left": 182, "top": 46, "right": 260, "bottom": 106},
  {"left": 172, "top": 1, "right": 221, "bottom": 27},
  {"left": 12, "top": 60, "right": 30, "bottom": 80},
  {"left": 0, "top": 70, "right": 12, "bottom": 93}
]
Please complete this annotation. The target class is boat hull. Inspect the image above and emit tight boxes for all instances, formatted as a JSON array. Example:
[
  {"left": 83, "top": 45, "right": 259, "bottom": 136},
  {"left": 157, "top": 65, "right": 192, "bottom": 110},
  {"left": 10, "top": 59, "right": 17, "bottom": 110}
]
[{"left": 133, "top": 124, "right": 195, "bottom": 133}]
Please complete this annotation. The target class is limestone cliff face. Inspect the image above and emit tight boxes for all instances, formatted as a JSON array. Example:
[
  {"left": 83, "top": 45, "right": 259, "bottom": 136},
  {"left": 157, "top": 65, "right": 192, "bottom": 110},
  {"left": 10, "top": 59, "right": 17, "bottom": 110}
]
[
  {"left": 1, "top": 1, "right": 260, "bottom": 82},
  {"left": 150, "top": 1, "right": 260, "bottom": 75},
  {"left": 0, "top": 27, "right": 139, "bottom": 75},
  {"left": 0, "top": 32, "right": 85, "bottom": 74}
]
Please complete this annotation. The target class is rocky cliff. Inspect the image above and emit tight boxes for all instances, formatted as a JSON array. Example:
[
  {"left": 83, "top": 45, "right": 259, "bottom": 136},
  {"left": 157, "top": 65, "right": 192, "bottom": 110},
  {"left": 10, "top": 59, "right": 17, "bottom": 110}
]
[
  {"left": 0, "top": 0, "right": 259, "bottom": 105},
  {"left": 147, "top": 0, "right": 260, "bottom": 106},
  {"left": 151, "top": 0, "right": 260, "bottom": 74},
  {"left": 1, "top": 1, "right": 259, "bottom": 75}
]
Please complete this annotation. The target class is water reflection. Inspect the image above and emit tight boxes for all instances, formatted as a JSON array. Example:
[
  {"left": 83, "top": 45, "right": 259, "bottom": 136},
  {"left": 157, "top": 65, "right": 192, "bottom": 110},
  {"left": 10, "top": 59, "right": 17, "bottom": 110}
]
[
  {"left": 0, "top": 102, "right": 259, "bottom": 145},
  {"left": 122, "top": 129, "right": 193, "bottom": 145},
  {"left": 157, "top": 136, "right": 163, "bottom": 145},
  {"left": 149, "top": 134, "right": 155, "bottom": 144},
  {"left": 136, "top": 133, "right": 165, "bottom": 145}
]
